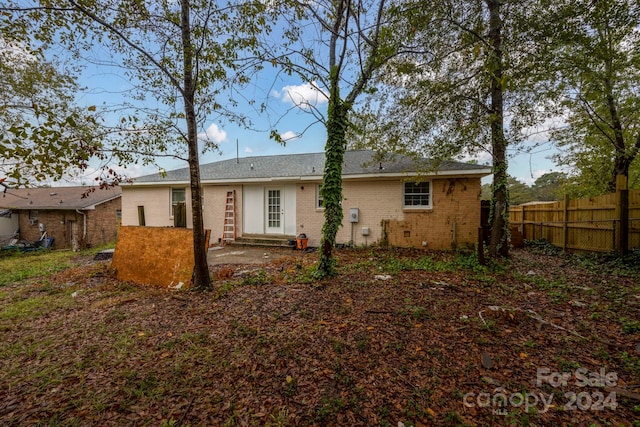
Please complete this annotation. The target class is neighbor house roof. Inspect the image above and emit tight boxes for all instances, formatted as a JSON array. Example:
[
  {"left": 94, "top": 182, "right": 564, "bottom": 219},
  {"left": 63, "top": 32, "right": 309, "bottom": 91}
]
[
  {"left": 131, "top": 150, "right": 492, "bottom": 185},
  {"left": 0, "top": 186, "right": 122, "bottom": 210}
]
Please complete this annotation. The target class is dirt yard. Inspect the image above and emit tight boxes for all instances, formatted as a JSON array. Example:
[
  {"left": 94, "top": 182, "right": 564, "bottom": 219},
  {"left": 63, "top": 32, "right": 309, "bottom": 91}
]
[{"left": 0, "top": 245, "right": 639, "bottom": 426}]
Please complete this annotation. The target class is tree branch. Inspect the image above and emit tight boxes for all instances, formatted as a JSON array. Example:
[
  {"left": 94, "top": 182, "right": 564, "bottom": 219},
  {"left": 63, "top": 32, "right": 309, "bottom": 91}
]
[{"left": 66, "top": 0, "right": 185, "bottom": 96}]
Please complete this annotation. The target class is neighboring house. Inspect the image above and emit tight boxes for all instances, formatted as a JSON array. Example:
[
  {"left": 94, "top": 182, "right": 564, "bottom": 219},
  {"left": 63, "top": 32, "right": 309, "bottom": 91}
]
[
  {"left": 121, "top": 150, "right": 492, "bottom": 249},
  {"left": 0, "top": 186, "right": 122, "bottom": 249},
  {"left": 0, "top": 208, "right": 19, "bottom": 246}
]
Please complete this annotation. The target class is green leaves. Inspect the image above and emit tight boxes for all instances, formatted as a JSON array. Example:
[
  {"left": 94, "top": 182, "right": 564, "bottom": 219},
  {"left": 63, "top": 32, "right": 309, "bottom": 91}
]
[
  {"left": 547, "top": 0, "right": 640, "bottom": 193},
  {"left": 0, "top": 36, "right": 102, "bottom": 185}
]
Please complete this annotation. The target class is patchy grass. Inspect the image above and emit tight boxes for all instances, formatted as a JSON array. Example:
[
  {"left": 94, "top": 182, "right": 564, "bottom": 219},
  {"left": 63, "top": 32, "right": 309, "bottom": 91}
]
[
  {"left": 0, "top": 244, "right": 112, "bottom": 286},
  {"left": 0, "top": 250, "right": 73, "bottom": 286},
  {"left": 0, "top": 293, "right": 75, "bottom": 320},
  {"left": 0, "top": 246, "right": 638, "bottom": 426}
]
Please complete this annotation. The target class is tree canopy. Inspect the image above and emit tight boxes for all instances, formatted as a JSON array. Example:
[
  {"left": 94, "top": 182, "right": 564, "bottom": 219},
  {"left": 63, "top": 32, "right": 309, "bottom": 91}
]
[
  {"left": 0, "top": 36, "right": 99, "bottom": 185},
  {"left": 2, "top": 0, "right": 273, "bottom": 289},
  {"left": 547, "top": 0, "right": 640, "bottom": 193}
]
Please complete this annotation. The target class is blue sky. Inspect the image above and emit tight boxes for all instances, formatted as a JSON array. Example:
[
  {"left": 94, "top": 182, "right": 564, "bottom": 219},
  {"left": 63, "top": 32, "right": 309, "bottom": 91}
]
[
  {"left": 53, "top": 23, "right": 562, "bottom": 188},
  {"left": 67, "top": 59, "right": 561, "bottom": 187}
]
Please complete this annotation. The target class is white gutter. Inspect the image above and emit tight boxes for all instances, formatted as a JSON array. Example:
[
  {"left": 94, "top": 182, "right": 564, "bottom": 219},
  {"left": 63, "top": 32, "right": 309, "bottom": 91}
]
[{"left": 126, "top": 168, "right": 493, "bottom": 187}]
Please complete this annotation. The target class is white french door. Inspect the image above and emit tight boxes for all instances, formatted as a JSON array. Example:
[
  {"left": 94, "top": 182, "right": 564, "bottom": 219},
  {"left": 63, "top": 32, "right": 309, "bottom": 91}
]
[{"left": 265, "top": 188, "right": 284, "bottom": 234}]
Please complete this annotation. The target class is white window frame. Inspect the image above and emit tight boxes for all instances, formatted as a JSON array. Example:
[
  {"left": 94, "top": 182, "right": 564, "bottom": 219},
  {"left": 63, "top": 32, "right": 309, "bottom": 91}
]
[
  {"left": 170, "top": 188, "right": 186, "bottom": 217},
  {"left": 316, "top": 184, "right": 324, "bottom": 210},
  {"left": 403, "top": 181, "right": 432, "bottom": 209}
]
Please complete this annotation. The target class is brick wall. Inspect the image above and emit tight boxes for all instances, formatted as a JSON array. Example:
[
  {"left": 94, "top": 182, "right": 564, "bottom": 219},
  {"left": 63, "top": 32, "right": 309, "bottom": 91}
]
[
  {"left": 385, "top": 177, "right": 482, "bottom": 249},
  {"left": 16, "top": 197, "right": 121, "bottom": 249},
  {"left": 297, "top": 177, "right": 482, "bottom": 249},
  {"left": 203, "top": 185, "right": 243, "bottom": 244},
  {"left": 122, "top": 177, "right": 482, "bottom": 250},
  {"left": 85, "top": 197, "right": 121, "bottom": 247},
  {"left": 18, "top": 210, "right": 72, "bottom": 248},
  {"left": 296, "top": 180, "right": 404, "bottom": 247}
]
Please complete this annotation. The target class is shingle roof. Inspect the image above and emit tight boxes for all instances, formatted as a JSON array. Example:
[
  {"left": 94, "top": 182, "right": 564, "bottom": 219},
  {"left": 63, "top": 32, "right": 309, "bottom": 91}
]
[
  {"left": 0, "top": 186, "right": 121, "bottom": 210},
  {"left": 133, "top": 150, "right": 491, "bottom": 184}
]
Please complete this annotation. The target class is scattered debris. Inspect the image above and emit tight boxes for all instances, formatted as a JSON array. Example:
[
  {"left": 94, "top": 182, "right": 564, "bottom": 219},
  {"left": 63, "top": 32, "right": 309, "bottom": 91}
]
[
  {"left": 374, "top": 274, "right": 392, "bottom": 281},
  {"left": 93, "top": 249, "right": 114, "bottom": 261},
  {"left": 1, "top": 246, "right": 638, "bottom": 426},
  {"left": 481, "top": 376, "right": 503, "bottom": 387},
  {"left": 481, "top": 351, "right": 494, "bottom": 369},
  {"left": 169, "top": 282, "right": 184, "bottom": 290}
]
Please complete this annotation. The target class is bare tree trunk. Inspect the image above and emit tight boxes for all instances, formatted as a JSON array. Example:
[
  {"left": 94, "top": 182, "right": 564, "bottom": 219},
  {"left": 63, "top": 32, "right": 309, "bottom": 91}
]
[
  {"left": 181, "top": 0, "right": 211, "bottom": 289},
  {"left": 604, "top": 76, "right": 633, "bottom": 193},
  {"left": 486, "top": 0, "right": 509, "bottom": 258}
]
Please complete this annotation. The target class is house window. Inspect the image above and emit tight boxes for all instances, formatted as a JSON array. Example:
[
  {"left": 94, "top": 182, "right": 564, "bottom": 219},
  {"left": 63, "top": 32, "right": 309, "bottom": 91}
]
[
  {"left": 404, "top": 181, "right": 431, "bottom": 208},
  {"left": 171, "top": 188, "right": 186, "bottom": 217},
  {"left": 29, "top": 210, "right": 39, "bottom": 225},
  {"left": 316, "top": 185, "right": 324, "bottom": 209}
]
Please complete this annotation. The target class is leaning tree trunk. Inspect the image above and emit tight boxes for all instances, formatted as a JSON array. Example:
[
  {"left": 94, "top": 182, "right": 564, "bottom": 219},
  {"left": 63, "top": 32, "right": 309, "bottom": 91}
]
[
  {"left": 486, "top": 0, "right": 509, "bottom": 258},
  {"left": 181, "top": 0, "right": 211, "bottom": 289}
]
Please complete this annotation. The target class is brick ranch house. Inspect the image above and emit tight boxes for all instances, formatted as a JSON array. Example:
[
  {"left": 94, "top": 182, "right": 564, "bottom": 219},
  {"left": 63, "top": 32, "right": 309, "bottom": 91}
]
[
  {"left": 121, "top": 150, "right": 491, "bottom": 249},
  {"left": 0, "top": 186, "right": 121, "bottom": 249}
]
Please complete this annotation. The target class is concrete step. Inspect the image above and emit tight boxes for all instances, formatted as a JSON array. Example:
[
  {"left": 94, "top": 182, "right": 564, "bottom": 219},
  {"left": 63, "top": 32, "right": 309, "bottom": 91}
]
[{"left": 231, "top": 234, "right": 296, "bottom": 248}]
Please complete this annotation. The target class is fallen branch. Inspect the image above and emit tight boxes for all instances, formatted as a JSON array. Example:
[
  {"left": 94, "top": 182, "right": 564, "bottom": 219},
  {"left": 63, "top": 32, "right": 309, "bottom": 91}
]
[
  {"left": 176, "top": 396, "right": 195, "bottom": 427},
  {"left": 478, "top": 305, "right": 587, "bottom": 340},
  {"left": 525, "top": 309, "right": 587, "bottom": 340},
  {"left": 605, "top": 387, "right": 640, "bottom": 401},
  {"left": 393, "top": 368, "right": 418, "bottom": 389},
  {"left": 478, "top": 310, "right": 487, "bottom": 326}
]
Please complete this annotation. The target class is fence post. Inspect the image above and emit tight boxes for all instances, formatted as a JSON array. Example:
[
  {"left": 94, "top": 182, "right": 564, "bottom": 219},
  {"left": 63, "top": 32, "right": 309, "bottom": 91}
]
[
  {"left": 615, "top": 175, "right": 629, "bottom": 256},
  {"left": 137, "top": 206, "right": 146, "bottom": 226},
  {"left": 478, "top": 227, "right": 485, "bottom": 266},
  {"left": 563, "top": 194, "right": 569, "bottom": 252},
  {"left": 174, "top": 202, "right": 187, "bottom": 228},
  {"left": 521, "top": 205, "right": 526, "bottom": 240}
]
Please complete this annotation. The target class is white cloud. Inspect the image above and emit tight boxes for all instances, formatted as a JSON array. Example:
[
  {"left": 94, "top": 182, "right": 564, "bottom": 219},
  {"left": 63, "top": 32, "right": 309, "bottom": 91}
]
[
  {"left": 244, "top": 147, "right": 253, "bottom": 153},
  {"left": 280, "top": 131, "right": 299, "bottom": 142},
  {"left": 519, "top": 111, "right": 569, "bottom": 144},
  {"left": 0, "top": 37, "right": 36, "bottom": 70},
  {"left": 518, "top": 169, "right": 552, "bottom": 186},
  {"left": 198, "top": 123, "right": 227, "bottom": 144},
  {"left": 59, "top": 163, "right": 153, "bottom": 186},
  {"left": 275, "top": 81, "right": 328, "bottom": 110},
  {"left": 457, "top": 150, "right": 492, "bottom": 165}
]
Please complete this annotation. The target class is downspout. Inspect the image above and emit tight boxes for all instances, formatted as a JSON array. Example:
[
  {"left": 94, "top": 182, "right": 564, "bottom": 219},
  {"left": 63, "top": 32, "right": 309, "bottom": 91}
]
[{"left": 76, "top": 209, "right": 87, "bottom": 246}]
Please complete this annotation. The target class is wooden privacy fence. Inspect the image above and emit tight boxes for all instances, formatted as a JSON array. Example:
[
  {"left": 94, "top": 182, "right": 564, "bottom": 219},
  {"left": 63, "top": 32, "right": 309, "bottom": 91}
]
[{"left": 509, "top": 176, "right": 639, "bottom": 254}]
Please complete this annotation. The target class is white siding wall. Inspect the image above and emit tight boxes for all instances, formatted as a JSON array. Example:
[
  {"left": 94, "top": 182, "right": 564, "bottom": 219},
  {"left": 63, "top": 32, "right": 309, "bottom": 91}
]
[
  {"left": 283, "top": 184, "right": 296, "bottom": 235},
  {"left": 243, "top": 185, "right": 264, "bottom": 234},
  {"left": 0, "top": 214, "right": 19, "bottom": 243}
]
